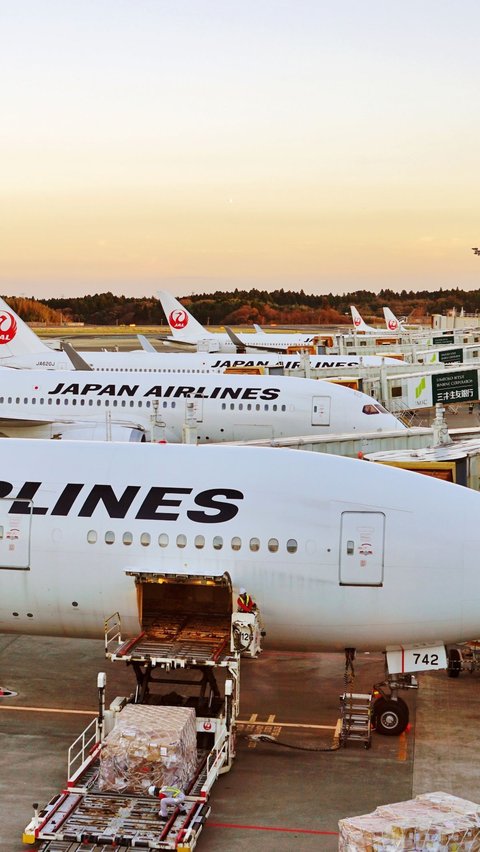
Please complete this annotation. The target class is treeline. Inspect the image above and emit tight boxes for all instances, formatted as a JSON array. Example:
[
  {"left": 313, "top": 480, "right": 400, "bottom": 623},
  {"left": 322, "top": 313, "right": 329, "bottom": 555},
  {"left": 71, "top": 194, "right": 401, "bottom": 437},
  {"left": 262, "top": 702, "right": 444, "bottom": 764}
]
[{"left": 3, "top": 287, "right": 480, "bottom": 326}]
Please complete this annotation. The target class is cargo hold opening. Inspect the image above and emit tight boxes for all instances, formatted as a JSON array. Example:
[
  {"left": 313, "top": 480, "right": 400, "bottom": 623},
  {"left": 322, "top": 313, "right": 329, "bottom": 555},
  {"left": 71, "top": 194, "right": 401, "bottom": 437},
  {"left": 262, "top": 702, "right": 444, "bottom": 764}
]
[{"left": 139, "top": 572, "right": 232, "bottom": 631}]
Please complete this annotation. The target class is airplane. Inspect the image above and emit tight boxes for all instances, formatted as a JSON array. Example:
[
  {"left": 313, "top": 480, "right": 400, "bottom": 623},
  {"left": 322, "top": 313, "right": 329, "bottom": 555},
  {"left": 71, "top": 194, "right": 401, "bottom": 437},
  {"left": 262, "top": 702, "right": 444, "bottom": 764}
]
[
  {"left": 0, "top": 368, "right": 405, "bottom": 442},
  {"left": 383, "top": 307, "right": 406, "bottom": 333},
  {"left": 0, "top": 296, "right": 401, "bottom": 372},
  {"left": 158, "top": 290, "right": 322, "bottom": 352},
  {"left": 1, "top": 437, "right": 479, "bottom": 736},
  {"left": 350, "top": 306, "right": 403, "bottom": 336}
]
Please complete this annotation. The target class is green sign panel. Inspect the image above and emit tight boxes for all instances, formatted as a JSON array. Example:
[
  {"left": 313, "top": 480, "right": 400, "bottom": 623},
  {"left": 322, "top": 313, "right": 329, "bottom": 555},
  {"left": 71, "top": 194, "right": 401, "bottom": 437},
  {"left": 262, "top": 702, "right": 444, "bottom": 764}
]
[
  {"left": 433, "top": 335, "right": 454, "bottom": 345},
  {"left": 438, "top": 348, "right": 463, "bottom": 365},
  {"left": 432, "top": 370, "right": 478, "bottom": 404}
]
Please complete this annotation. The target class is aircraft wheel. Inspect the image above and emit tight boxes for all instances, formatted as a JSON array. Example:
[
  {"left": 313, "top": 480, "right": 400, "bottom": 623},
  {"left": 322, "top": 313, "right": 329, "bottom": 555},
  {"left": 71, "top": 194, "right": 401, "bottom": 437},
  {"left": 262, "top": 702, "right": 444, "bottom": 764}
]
[
  {"left": 373, "top": 697, "right": 409, "bottom": 736},
  {"left": 447, "top": 648, "right": 461, "bottom": 678}
]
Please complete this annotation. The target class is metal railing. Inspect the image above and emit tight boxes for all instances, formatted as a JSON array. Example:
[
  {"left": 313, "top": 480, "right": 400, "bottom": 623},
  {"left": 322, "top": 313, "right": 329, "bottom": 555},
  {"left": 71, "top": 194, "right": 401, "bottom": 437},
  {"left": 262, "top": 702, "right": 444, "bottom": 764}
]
[{"left": 68, "top": 716, "right": 99, "bottom": 781}]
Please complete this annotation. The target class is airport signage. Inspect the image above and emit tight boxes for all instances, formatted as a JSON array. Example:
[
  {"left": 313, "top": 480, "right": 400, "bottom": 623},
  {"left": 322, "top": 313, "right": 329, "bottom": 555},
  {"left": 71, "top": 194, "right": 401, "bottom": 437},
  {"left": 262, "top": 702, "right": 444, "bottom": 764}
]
[
  {"left": 432, "top": 370, "right": 478, "bottom": 404},
  {"left": 433, "top": 335, "right": 454, "bottom": 345},
  {"left": 438, "top": 348, "right": 463, "bottom": 365},
  {"left": 406, "top": 375, "right": 433, "bottom": 409}
]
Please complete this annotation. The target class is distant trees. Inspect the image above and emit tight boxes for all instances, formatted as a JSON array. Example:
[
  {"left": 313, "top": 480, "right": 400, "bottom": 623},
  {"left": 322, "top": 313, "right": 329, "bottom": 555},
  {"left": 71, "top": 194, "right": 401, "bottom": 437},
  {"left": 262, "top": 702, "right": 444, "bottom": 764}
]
[{"left": 2, "top": 287, "right": 480, "bottom": 326}]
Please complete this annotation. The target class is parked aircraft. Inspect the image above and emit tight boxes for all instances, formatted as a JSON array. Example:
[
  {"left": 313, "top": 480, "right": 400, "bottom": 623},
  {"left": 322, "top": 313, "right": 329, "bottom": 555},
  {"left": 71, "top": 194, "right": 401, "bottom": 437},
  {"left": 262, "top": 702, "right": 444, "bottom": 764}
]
[
  {"left": 0, "top": 438, "right": 478, "bottom": 735},
  {"left": 383, "top": 307, "right": 405, "bottom": 333},
  {"left": 350, "top": 306, "right": 402, "bottom": 336},
  {"left": 158, "top": 291, "right": 321, "bottom": 352},
  {"left": 0, "top": 369, "right": 404, "bottom": 441},
  {"left": 0, "top": 297, "right": 401, "bottom": 372}
]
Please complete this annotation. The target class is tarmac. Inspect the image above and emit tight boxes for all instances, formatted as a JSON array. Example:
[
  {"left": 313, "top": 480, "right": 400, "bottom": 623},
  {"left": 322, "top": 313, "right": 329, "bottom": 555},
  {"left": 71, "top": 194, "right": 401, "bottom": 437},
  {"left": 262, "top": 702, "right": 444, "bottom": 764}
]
[{"left": 2, "top": 634, "right": 480, "bottom": 851}]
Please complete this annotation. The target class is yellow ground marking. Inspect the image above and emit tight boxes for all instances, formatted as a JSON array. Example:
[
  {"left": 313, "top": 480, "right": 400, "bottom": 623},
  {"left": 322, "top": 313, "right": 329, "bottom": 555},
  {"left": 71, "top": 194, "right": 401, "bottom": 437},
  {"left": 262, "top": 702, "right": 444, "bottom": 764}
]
[
  {"left": 0, "top": 705, "right": 96, "bottom": 715},
  {"left": 238, "top": 719, "right": 337, "bottom": 731},
  {"left": 396, "top": 731, "right": 408, "bottom": 761},
  {"left": 0, "top": 706, "right": 337, "bottom": 730}
]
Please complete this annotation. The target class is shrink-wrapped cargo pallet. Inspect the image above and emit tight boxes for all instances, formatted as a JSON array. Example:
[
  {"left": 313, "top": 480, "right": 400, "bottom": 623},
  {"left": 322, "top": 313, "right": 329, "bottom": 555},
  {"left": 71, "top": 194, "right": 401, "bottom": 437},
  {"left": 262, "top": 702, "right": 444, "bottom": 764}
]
[
  {"left": 338, "top": 791, "right": 480, "bottom": 850},
  {"left": 98, "top": 704, "right": 197, "bottom": 794}
]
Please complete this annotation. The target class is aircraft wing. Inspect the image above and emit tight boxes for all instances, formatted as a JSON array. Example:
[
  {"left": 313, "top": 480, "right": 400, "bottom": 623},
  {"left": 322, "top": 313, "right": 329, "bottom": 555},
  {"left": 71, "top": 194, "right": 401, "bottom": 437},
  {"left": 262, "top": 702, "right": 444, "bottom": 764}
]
[
  {"left": 137, "top": 334, "right": 158, "bottom": 353},
  {"left": 61, "top": 342, "right": 93, "bottom": 371},
  {"left": 224, "top": 327, "right": 288, "bottom": 353}
]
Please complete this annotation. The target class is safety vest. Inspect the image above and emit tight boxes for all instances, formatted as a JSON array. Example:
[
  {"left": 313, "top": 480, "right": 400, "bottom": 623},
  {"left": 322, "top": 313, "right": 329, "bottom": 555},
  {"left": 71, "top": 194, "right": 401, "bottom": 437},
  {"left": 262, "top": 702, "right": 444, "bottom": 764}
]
[
  {"left": 160, "top": 786, "right": 182, "bottom": 799},
  {"left": 238, "top": 593, "right": 253, "bottom": 612}
]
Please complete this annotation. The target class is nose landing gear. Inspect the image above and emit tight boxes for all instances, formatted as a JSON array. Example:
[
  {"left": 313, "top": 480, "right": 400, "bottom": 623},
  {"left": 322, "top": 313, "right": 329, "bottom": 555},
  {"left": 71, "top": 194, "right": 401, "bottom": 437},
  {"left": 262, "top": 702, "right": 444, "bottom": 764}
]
[{"left": 372, "top": 672, "right": 418, "bottom": 736}]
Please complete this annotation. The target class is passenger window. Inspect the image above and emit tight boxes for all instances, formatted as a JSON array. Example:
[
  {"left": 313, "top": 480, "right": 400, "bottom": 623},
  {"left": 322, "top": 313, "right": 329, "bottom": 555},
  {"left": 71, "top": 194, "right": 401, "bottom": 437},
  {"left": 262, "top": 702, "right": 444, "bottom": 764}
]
[
  {"left": 140, "top": 532, "right": 151, "bottom": 546},
  {"left": 268, "top": 538, "right": 279, "bottom": 552},
  {"left": 194, "top": 535, "right": 205, "bottom": 549},
  {"left": 287, "top": 539, "right": 298, "bottom": 554},
  {"left": 122, "top": 532, "right": 133, "bottom": 546},
  {"left": 0, "top": 525, "right": 4, "bottom": 539},
  {"left": 231, "top": 536, "right": 241, "bottom": 551},
  {"left": 158, "top": 533, "right": 169, "bottom": 547},
  {"left": 105, "top": 531, "right": 115, "bottom": 545},
  {"left": 213, "top": 535, "right": 223, "bottom": 550},
  {"left": 249, "top": 537, "right": 260, "bottom": 552},
  {"left": 87, "top": 530, "right": 97, "bottom": 544},
  {"left": 177, "top": 534, "right": 187, "bottom": 548}
]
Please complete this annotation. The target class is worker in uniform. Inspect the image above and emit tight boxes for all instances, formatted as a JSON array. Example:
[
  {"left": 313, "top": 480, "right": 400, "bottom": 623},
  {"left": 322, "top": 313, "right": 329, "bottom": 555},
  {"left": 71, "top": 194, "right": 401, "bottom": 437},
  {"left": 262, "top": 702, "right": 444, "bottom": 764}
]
[
  {"left": 148, "top": 784, "right": 187, "bottom": 820},
  {"left": 237, "top": 587, "right": 257, "bottom": 613}
]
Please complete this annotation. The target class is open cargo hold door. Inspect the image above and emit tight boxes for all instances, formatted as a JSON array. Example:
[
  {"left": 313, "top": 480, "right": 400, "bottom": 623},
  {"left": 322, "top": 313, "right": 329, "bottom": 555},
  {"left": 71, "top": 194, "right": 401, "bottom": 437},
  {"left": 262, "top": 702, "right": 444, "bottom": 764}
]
[{"left": 118, "top": 571, "right": 234, "bottom": 665}]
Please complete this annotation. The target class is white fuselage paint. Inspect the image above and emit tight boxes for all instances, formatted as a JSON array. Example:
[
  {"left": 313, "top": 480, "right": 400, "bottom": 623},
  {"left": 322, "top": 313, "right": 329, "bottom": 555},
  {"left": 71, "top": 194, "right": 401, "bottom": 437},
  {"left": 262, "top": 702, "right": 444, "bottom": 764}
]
[
  {"left": 0, "top": 349, "right": 402, "bottom": 371},
  {"left": 0, "top": 369, "right": 404, "bottom": 442},
  {"left": 0, "top": 440, "right": 477, "bottom": 653}
]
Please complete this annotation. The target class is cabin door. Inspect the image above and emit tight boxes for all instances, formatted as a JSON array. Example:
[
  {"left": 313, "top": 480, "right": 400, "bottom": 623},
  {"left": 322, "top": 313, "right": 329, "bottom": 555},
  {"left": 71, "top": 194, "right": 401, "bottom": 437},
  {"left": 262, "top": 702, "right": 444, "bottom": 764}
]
[
  {"left": 0, "top": 498, "right": 32, "bottom": 570},
  {"left": 311, "top": 396, "right": 331, "bottom": 426},
  {"left": 186, "top": 398, "right": 203, "bottom": 422},
  {"left": 339, "top": 511, "right": 385, "bottom": 586}
]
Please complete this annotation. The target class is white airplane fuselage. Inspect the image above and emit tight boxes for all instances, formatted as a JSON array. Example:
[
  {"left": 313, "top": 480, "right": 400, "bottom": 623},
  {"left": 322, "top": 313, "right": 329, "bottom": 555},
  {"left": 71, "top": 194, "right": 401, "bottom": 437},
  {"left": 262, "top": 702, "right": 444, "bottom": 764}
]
[
  {"left": 0, "top": 349, "right": 402, "bottom": 371},
  {"left": 0, "top": 369, "right": 404, "bottom": 442},
  {"left": 0, "top": 440, "right": 478, "bottom": 653}
]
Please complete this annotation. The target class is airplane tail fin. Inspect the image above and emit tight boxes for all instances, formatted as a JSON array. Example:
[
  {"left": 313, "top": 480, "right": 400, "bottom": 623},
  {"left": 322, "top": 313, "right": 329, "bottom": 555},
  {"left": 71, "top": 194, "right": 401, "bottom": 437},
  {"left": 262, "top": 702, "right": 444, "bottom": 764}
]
[
  {"left": 383, "top": 307, "right": 403, "bottom": 333},
  {"left": 350, "top": 305, "right": 373, "bottom": 333},
  {"left": 157, "top": 291, "right": 214, "bottom": 342},
  {"left": 0, "top": 297, "right": 51, "bottom": 361}
]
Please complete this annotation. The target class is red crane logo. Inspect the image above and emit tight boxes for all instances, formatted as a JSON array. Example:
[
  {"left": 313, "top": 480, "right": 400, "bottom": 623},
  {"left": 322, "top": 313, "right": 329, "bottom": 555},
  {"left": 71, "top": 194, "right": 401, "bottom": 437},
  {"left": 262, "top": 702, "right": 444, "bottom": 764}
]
[
  {"left": 169, "top": 309, "right": 188, "bottom": 330},
  {"left": 0, "top": 312, "right": 17, "bottom": 344}
]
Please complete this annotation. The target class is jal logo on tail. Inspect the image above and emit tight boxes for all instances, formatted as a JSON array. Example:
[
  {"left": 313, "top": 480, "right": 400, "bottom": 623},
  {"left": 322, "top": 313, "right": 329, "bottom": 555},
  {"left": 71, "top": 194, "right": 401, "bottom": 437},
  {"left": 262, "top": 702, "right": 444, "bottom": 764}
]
[
  {"left": 169, "top": 309, "right": 188, "bottom": 330},
  {"left": 0, "top": 312, "right": 17, "bottom": 344},
  {"left": 388, "top": 319, "right": 398, "bottom": 330},
  {"left": 353, "top": 316, "right": 361, "bottom": 327}
]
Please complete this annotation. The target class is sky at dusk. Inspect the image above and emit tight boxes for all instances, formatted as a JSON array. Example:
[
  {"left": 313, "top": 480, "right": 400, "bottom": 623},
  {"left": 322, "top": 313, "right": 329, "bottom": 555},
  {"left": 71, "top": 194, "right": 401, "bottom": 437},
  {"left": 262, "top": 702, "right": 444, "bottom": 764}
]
[{"left": 2, "top": 0, "right": 480, "bottom": 299}]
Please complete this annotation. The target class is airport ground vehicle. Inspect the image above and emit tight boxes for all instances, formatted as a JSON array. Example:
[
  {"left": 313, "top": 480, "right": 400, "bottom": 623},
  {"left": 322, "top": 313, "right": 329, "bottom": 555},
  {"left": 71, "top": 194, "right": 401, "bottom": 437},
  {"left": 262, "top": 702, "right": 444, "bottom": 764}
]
[{"left": 23, "top": 573, "right": 262, "bottom": 851}]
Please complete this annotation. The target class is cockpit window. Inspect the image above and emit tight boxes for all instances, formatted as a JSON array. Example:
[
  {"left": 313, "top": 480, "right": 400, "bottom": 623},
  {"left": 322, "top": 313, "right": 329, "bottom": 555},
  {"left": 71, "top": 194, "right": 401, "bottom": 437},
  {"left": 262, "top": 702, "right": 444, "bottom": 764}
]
[
  {"left": 375, "top": 403, "right": 389, "bottom": 414},
  {"left": 362, "top": 404, "right": 379, "bottom": 415}
]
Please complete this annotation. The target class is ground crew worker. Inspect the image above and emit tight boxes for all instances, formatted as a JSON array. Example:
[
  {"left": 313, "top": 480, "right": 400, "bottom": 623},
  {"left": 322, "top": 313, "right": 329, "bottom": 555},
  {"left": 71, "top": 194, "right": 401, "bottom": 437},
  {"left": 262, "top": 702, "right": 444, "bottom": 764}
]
[
  {"left": 148, "top": 784, "right": 187, "bottom": 820},
  {"left": 237, "top": 587, "right": 257, "bottom": 613}
]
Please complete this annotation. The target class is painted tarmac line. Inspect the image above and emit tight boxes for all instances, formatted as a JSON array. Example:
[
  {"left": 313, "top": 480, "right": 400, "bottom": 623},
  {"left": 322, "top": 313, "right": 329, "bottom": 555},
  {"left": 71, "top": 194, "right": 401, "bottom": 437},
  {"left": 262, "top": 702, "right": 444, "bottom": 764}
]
[
  {"left": 208, "top": 822, "right": 339, "bottom": 836},
  {"left": 0, "top": 705, "right": 96, "bottom": 715},
  {"left": 0, "top": 706, "right": 336, "bottom": 730},
  {"left": 238, "top": 719, "right": 337, "bottom": 731}
]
